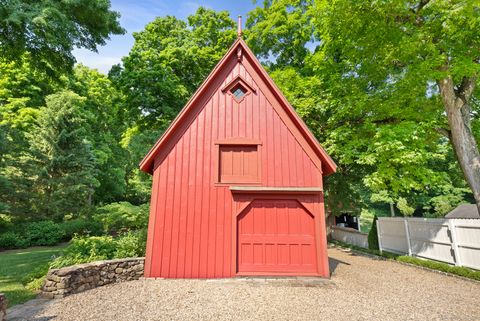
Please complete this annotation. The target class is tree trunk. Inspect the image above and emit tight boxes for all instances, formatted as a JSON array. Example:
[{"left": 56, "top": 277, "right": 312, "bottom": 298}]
[
  {"left": 389, "top": 202, "right": 395, "bottom": 217},
  {"left": 438, "top": 75, "right": 480, "bottom": 216}
]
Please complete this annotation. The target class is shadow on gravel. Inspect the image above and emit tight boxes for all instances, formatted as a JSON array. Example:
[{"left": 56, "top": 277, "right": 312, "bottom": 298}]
[{"left": 329, "top": 257, "right": 350, "bottom": 275}]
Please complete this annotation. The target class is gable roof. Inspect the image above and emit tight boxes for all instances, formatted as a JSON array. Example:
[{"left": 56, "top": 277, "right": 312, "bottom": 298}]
[
  {"left": 445, "top": 204, "right": 480, "bottom": 219},
  {"left": 139, "top": 38, "right": 337, "bottom": 176}
]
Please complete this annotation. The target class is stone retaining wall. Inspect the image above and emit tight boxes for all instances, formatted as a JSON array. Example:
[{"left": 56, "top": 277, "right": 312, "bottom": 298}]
[
  {"left": 0, "top": 293, "right": 6, "bottom": 321},
  {"left": 41, "top": 257, "right": 145, "bottom": 299}
]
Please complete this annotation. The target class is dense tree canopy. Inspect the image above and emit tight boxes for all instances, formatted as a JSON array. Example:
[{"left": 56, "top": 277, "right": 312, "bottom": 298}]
[
  {"left": 0, "top": 2, "right": 479, "bottom": 227},
  {"left": 110, "top": 7, "right": 237, "bottom": 128},
  {"left": 247, "top": 0, "right": 479, "bottom": 215},
  {"left": 0, "top": 0, "right": 125, "bottom": 75}
]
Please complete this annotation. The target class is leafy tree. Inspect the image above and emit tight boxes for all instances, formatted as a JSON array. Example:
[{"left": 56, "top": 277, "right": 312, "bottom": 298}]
[
  {"left": 0, "top": 0, "right": 125, "bottom": 75},
  {"left": 29, "top": 90, "right": 98, "bottom": 220},
  {"left": 246, "top": 0, "right": 477, "bottom": 215},
  {"left": 110, "top": 7, "right": 238, "bottom": 204},
  {"left": 311, "top": 0, "right": 480, "bottom": 214},
  {"left": 67, "top": 65, "right": 127, "bottom": 203},
  {"left": 112, "top": 7, "right": 237, "bottom": 128}
]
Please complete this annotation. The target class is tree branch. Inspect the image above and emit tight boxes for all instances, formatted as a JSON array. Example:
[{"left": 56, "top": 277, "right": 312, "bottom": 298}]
[
  {"left": 435, "top": 127, "right": 451, "bottom": 140},
  {"left": 416, "top": 0, "right": 431, "bottom": 14},
  {"left": 457, "top": 76, "right": 477, "bottom": 103}
]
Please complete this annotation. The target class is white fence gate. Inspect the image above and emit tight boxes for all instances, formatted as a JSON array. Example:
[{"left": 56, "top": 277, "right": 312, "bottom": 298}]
[{"left": 377, "top": 217, "right": 480, "bottom": 270}]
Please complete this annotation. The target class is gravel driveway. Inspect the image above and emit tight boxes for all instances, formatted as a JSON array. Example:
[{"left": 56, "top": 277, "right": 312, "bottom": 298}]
[{"left": 11, "top": 247, "right": 480, "bottom": 321}]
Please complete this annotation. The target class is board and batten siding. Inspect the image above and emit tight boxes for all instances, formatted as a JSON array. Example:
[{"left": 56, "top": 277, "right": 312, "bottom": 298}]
[{"left": 144, "top": 61, "right": 323, "bottom": 278}]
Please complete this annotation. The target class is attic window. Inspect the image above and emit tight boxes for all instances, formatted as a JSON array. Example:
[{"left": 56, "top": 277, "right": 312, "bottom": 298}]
[
  {"left": 231, "top": 84, "right": 247, "bottom": 101},
  {"left": 221, "top": 75, "right": 256, "bottom": 103}
]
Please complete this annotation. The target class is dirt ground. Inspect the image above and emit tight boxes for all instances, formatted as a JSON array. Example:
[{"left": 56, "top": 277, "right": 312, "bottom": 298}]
[{"left": 8, "top": 247, "right": 480, "bottom": 321}]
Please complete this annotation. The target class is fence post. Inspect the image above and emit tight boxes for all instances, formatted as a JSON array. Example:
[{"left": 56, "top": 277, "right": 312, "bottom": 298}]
[
  {"left": 376, "top": 218, "right": 383, "bottom": 254},
  {"left": 404, "top": 218, "right": 412, "bottom": 256},
  {"left": 448, "top": 219, "right": 462, "bottom": 266}
]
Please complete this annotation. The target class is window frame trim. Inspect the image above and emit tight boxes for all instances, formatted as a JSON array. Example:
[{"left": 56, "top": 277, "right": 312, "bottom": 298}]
[
  {"left": 214, "top": 138, "right": 262, "bottom": 186},
  {"left": 221, "top": 75, "right": 257, "bottom": 104}
]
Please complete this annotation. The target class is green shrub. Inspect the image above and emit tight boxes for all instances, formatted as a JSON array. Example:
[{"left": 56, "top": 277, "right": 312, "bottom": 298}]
[
  {"left": 50, "top": 235, "right": 116, "bottom": 269},
  {"left": 397, "top": 256, "right": 480, "bottom": 281},
  {"left": 26, "top": 221, "right": 64, "bottom": 246},
  {"left": 0, "top": 231, "right": 30, "bottom": 249},
  {"left": 115, "top": 229, "right": 147, "bottom": 258},
  {"left": 93, "top": 202, "right": 149, "bottom": 234},
  {"left": 368, "top": 215, "right": 379, "bottom": 250},
  {"left": 60, "top": 218, "right": 103, "bottom": 240}
]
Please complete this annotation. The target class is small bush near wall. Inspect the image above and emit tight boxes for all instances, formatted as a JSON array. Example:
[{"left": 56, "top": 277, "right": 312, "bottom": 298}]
[
  {"left": 115, "top": 230, "right": 147, "bottom": 258},
  {"left": 368, "top": 215, "right": 379, "bottom": 250},
  {"left": 49, "top": 230, "right": 147, "bottom": 269}
]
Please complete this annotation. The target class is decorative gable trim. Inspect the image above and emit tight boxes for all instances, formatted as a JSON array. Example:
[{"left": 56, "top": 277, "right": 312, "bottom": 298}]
[
  {"left": 139, "top": 38, "right": 337, "bottom": 176},
  {"left": 221, "top": 75, "right": 256, "bottom": 103}
]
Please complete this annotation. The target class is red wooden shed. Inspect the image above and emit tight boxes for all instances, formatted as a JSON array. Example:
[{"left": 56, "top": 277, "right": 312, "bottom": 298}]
[{"left": 140, "top": 33, "right": 336, "bottom": 278}]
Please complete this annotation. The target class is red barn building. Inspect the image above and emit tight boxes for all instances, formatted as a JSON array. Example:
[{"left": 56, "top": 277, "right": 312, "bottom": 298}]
[{"left": 140, "top": 31, "right": 336, "bottom": 278}]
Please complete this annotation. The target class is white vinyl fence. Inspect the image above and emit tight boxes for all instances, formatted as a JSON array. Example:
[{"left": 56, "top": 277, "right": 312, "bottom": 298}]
[
  {"left": 377, "top": 217, "right": 480, "bottom": 270},
  {"left": 331, "top": 226, "right": 368, "bottom": 249}
]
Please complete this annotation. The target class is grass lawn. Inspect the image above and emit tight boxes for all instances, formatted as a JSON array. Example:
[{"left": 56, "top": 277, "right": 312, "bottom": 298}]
[
  {"left": 359, "top": 207, "right": 390, "bottom": 233},
  {"left": 0, "top": 244, "right": 66, "bottom": 307}
]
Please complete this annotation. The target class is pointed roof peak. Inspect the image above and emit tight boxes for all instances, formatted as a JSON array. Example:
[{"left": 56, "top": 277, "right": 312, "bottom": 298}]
[{"left": 139, "top": 37, "right": 337, "bottom": 176}]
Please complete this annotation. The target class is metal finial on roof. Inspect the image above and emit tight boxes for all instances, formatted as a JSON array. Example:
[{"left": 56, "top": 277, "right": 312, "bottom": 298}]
[{"left": 237, "top": 15, "right": 242, "bottom": 38}]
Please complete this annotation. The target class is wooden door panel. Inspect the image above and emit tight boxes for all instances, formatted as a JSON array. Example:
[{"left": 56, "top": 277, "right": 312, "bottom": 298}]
[{"left": 237, "top": 199, "right": 317, "bottom": 274}]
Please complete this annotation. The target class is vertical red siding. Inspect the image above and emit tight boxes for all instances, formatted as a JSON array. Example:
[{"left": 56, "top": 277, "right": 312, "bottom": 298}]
[{"left": 144, "top": 52, "right": 327, "bottom": 278}]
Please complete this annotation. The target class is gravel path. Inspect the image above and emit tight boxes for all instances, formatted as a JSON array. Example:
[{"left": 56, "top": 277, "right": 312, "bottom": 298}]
[{"left": 15, "top": 247, "right": 480, "bottom": 321}]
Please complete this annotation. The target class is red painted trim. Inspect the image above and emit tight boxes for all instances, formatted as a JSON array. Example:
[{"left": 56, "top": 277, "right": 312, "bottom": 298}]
[
  {"left": 237, "top": 39, "right": 336, "bottom": 175},
  {"left": 236, "top": 271, "right": 321, "bottom": 277},
  {"left": 139, "top": 39, "right": 242, "bottom": 174},
  {"left": 221, "top": 75, "right": 257, "bottom": 93},
  {"left": 214, "top": 138, "right": 262, "bottom": 145},
  {"left": 139, "top": 39, "right": 336, "bottom": 176},
  {"left": 143, "top": 168, "right": 160, "bottom": 277}
]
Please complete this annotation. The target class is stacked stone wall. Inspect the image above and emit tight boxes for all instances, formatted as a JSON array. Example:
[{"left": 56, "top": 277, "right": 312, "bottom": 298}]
[{"left": 41, "top": 257, "right": 145, "bottom": 299}]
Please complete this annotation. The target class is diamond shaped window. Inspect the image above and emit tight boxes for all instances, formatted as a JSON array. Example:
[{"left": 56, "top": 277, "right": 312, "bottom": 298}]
[{"left": 231, "top": 84, "right": 247, "bottom": 101}]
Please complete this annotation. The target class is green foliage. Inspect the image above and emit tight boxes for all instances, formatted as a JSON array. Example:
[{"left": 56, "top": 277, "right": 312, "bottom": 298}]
[
  {"left": 93, "top": 202, "right": 149, "bottom": 234},
  {"left": 0, "top": 0, "right": 125, "bottom": 75},
  {"left": 112, "top": 7, "right": 236, "bottom": 128},
  {"left": 25, "top": 221, "right": 64, "bottom": 246},
  {"left": 60, "top": 218, "right": 103, "bottom": 240},
  {"left": 67, "top": 65, "right": 128, "bottom": 203},
  {"left": 115, "top": 230, "right": 147, "bottom": 258},
  {"left": 0, "top": 231, "right": 29, "bottom": 249},
  {"left": 368, "top": 215, "right": 379, "bottom": 250},
  {"left": 50, "top": 236, "right": 117, "bottom": 269},
  {"left": 21, "top": 263, "right": 50, "bottom": 288},
  {"left": 246, "top": 0, "right": 478, "bottom": 215},
  {"left": 28, "top": 90, "right": 98, "bottom": 220},
  {"left": 50, "top": 231, "right": 147, "bottom": 269},
  {"left": 397, "top": 256, "right": 480, "bottom": 281}
]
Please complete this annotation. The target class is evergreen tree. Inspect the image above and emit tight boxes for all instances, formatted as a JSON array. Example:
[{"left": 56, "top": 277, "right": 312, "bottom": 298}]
[{"left": 29, "top": 91, "right": 98, "bottom": 220}]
